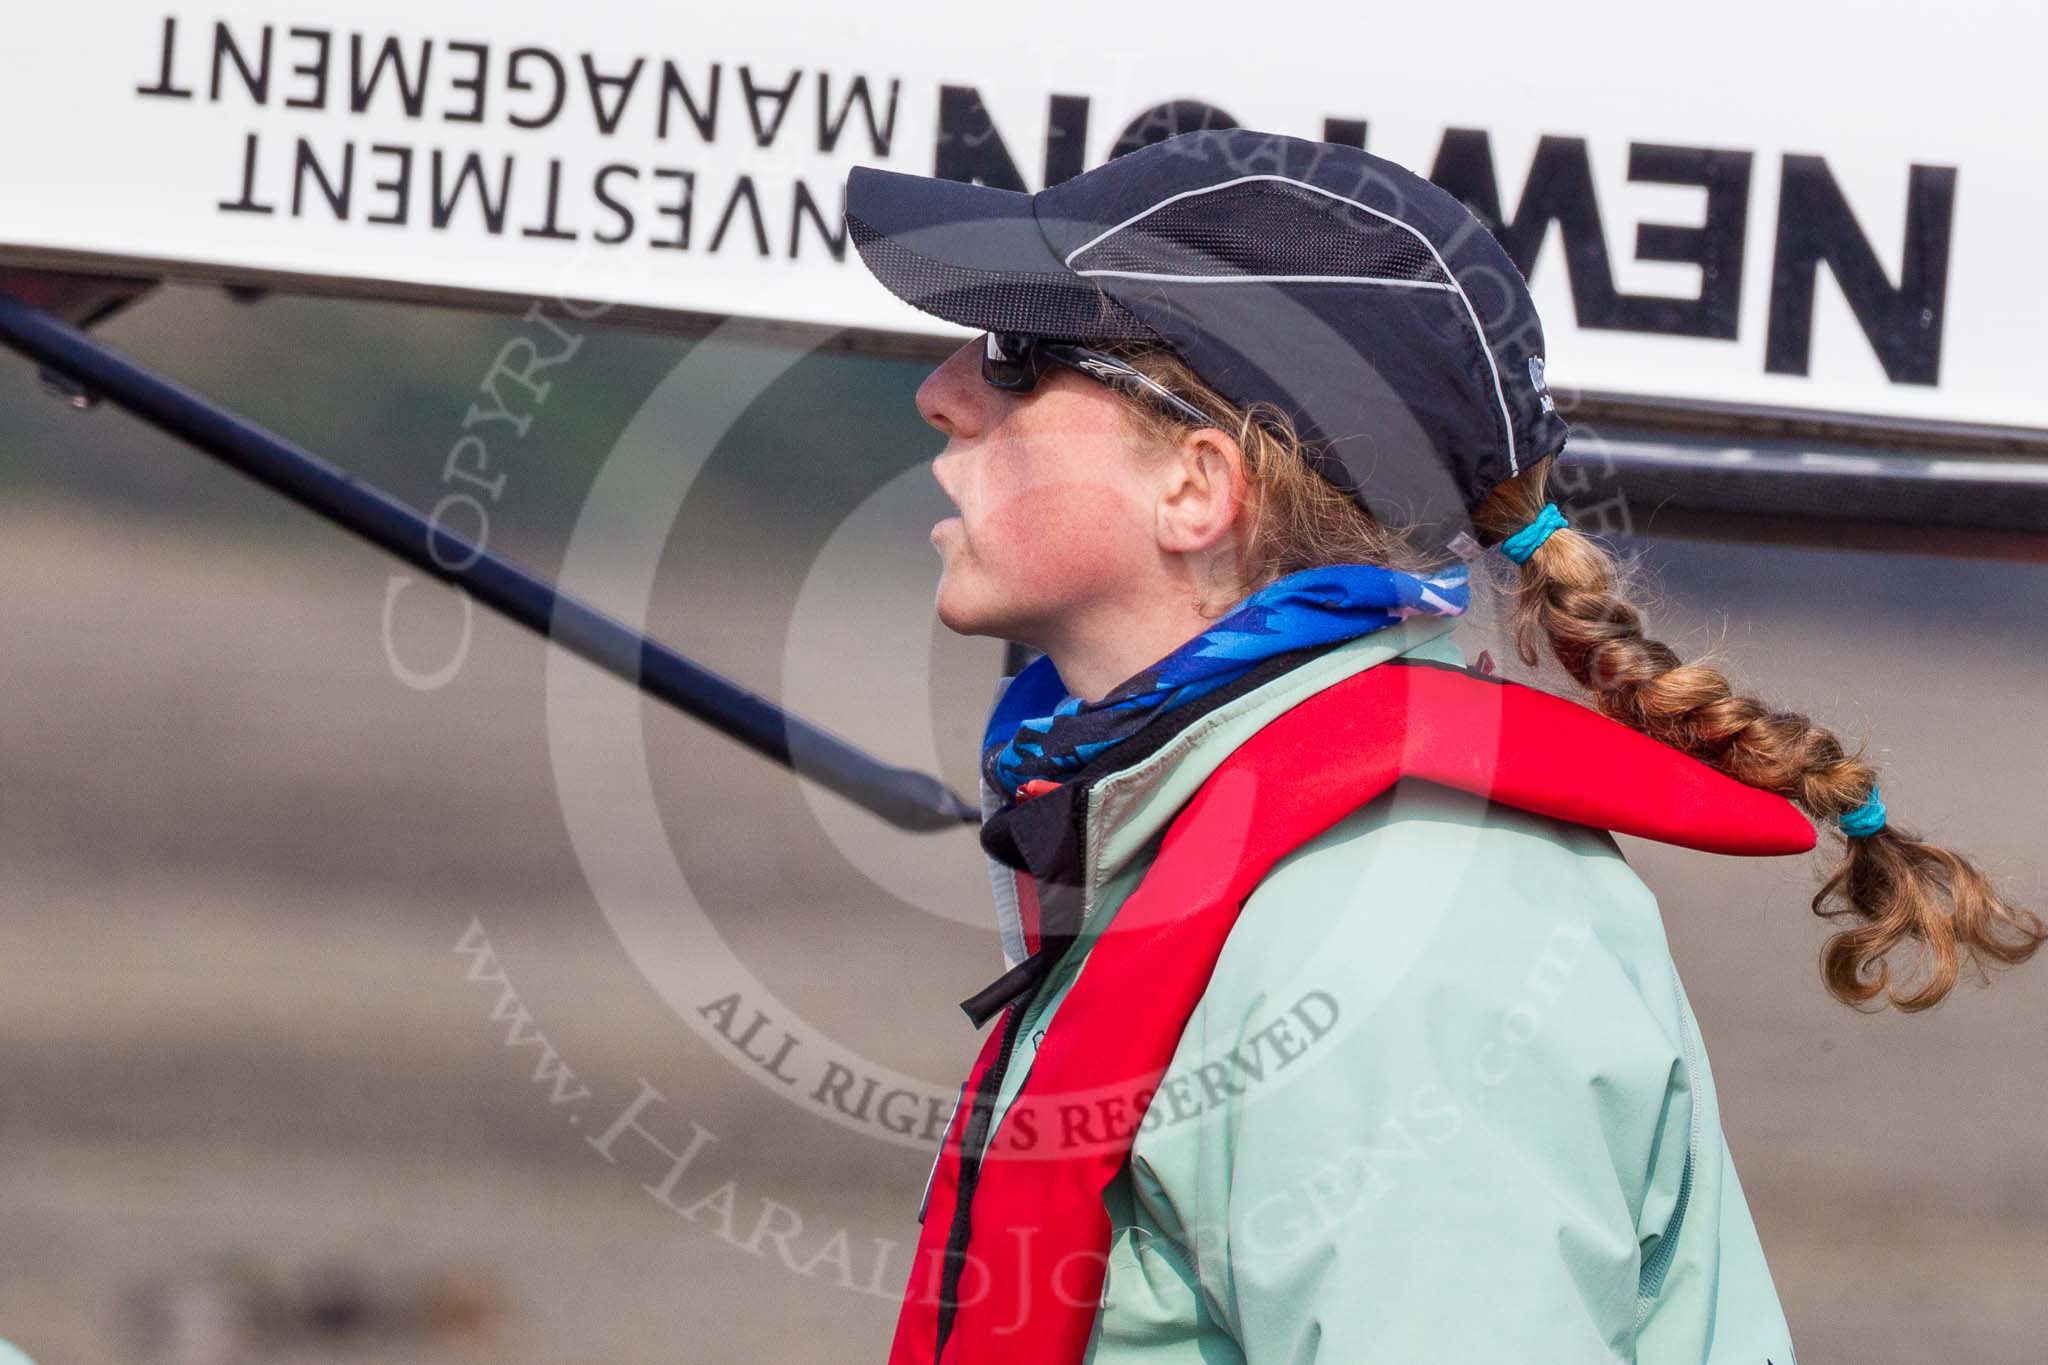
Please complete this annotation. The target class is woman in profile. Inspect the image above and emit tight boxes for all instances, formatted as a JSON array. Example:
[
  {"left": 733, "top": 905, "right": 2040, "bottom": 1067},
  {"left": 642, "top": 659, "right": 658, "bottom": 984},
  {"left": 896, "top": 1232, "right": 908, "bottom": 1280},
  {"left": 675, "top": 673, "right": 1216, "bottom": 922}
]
[{"left": 843, "top": 128, "right": 2042, "bottom": 1364}]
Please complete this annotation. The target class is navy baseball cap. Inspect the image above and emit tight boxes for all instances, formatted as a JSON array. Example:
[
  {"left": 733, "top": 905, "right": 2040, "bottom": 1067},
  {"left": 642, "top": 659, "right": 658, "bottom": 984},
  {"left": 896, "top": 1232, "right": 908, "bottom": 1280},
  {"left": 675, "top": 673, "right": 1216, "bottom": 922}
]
[{"left": 845, "top": 127, "right": 1570, "bottom": 556}]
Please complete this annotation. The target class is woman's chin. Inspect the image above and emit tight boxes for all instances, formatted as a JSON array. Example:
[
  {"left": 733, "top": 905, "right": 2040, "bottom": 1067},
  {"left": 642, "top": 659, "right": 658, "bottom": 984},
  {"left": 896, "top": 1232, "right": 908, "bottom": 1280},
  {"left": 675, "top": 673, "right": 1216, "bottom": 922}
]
[
  {"left": 933, "top": 585, "right": 983, "bottom": 638},
  {"left": 934, "top": 578, "right": 1012, "bottom": 642}
]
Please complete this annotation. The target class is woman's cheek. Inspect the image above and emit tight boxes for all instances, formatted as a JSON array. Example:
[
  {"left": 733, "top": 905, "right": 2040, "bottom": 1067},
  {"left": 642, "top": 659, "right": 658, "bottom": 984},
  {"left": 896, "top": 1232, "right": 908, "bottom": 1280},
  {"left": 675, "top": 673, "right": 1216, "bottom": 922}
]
[{"left": 978, "top": 477, "right": 1148, "bottom": 607}]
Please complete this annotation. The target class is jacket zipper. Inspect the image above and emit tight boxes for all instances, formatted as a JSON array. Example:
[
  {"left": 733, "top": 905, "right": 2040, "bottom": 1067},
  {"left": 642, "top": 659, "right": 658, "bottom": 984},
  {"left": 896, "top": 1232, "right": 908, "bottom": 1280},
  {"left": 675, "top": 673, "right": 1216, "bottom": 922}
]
[{"left": 931, "top": 975, "right": 1046, "bottom": 1363}]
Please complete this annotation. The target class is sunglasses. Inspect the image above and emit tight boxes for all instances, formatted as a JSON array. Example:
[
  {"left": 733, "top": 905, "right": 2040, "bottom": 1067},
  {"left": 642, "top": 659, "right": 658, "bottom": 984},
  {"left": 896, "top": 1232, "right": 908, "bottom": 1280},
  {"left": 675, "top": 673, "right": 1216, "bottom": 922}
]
[{"left": 979, "top": 332, "right": 1213, "bottom": 428}]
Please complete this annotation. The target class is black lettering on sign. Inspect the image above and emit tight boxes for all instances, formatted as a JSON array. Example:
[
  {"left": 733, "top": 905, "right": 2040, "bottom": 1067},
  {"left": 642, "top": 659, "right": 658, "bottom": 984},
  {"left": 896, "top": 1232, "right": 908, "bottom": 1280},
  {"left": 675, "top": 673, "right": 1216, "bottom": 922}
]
[
  {"left": 211, "top": 21, "right": 272, "bottom": 104},
  {"left": 657, "top": 62, "right": 720, "bottom": 142},
  {"left": 350, "top": 34, "right": 433, "bottom": 118},
  {"left": 1111, "top": 100, "right": 1238, "bottom": 159},
  {"left": 581, "top": 53, "right": 645, "bottom": 136},
  {"left": 430, "top": 149, "right": 511, "bottom": 232},
  {"left": 506, "top": 47, "right": 567, "bottom": 130},
  {"left": 444, "top": 41, "right": 488, "bottom": 124},
  {"left": 1626, "top": 142, "right": 1751, "bottom": 339},
  {"left": 1043, "top": 94, "right": 1090, "bottom": 187},
  {"left": 137, "top": 16, "right": 195, "bottom": 99},
  {"left": 522, "top": 159, "right": 578, "bottom": 241},
  {"left": 292, "top": 139, "right": 352, "bottom": 218},
  {"left": 710, "top": 175, "right": 768, "bottom": 254},
  {"left": 1432, "top": 132, "right": 1626, "bottom": 327},
  {"left": 789, "top": 179, "right": 846, "bottom": 260},
  {"left": 1766, "top": 155, "right": 1955, "bottom": 386},
  {"left": 649, "top": 167, "right": 695, "bottom": 250},
  {"left": 1426, "top": 128, "right": 1506, "bottom": 225},
  {"left": 739, "top": 66, "right": 803, "bottom": 147},
  {"left": 935, "top": 85, "right": 1027, "bottom": 189},
  {"left": 1322, "top": 117, "right": 1368, "bottom": 150},
  {"left": 815, "top": 73, "right": 901, "bottom": 156},
  {"left": 285, "top": 28, "right": 332, "bottom": 110},
  {"left": 1433, "top": 131, "right": 1752, "bottom": 340},
  {"left": 217, "top": 132, "right": 275, "bottom": 215},
  {"left": 593, "top": 163, "right": 640, "bottom": 244},
  {"left": 931, "top": 92, "right": 1250, "bottom": 188},
  {"left": 366, "top": 143, "right": 413, "bottom": 226}
]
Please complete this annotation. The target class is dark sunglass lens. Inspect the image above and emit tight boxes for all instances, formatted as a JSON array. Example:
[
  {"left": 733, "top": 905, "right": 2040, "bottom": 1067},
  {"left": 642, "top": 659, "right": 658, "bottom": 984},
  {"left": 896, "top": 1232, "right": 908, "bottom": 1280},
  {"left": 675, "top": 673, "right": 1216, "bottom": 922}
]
[{"left": 980, "top": 333, "right": 1036, "bottom": 389}]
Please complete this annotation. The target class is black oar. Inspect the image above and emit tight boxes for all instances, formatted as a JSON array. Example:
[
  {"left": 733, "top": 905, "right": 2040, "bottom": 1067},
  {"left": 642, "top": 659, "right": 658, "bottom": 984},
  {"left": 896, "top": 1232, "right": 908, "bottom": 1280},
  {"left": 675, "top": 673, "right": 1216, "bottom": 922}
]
[{"left": 0, "top": 287, "right": 979, "bottom": 832}]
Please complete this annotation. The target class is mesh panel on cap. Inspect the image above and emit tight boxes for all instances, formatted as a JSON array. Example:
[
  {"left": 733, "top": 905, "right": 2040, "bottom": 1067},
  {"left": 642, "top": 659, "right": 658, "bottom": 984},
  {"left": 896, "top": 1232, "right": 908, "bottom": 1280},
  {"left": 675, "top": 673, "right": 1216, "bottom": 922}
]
[
  {"left": 848, "top": 215, "right": 1162, "bottom": 342},
  {"left": 1068, "top": 179, "right": 1450, "bottom": 284}
]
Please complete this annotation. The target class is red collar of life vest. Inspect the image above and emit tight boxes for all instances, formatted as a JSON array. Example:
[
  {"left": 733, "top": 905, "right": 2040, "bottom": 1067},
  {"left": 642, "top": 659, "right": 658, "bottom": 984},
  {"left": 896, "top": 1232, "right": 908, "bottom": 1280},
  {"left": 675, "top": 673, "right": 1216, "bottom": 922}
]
[{"left": 891, "top": 660, "right": 1815, "bottom": 1365}]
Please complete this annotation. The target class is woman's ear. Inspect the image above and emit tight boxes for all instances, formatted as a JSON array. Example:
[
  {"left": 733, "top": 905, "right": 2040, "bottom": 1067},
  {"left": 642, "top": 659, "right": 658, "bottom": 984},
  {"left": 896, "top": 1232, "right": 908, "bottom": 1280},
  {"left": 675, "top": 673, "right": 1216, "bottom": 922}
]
[{"left": 1153, "top": 427, "right": 1247, "bottom": 555}]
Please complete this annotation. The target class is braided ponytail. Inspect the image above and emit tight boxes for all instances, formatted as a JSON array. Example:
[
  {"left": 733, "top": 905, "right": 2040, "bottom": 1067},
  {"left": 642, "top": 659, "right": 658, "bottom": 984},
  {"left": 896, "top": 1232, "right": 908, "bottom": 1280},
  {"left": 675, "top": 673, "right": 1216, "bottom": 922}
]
[
  {"left": 1103, "top": 340, "right": 2043, "bottom": 1012},
  {"left": 1474, "top": 462, "right": 2046, "bottom": 1012}
]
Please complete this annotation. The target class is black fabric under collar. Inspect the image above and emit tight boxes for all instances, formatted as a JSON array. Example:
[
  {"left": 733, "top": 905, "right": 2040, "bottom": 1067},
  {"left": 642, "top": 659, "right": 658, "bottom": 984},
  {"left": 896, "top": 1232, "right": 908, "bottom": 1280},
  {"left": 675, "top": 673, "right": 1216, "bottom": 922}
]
[
  {"left": 961, "top": 639, "right": 1362, "bottom": 1026},
  {"left": 978, "top": 638, "right": 1349, "bottom": 885}
]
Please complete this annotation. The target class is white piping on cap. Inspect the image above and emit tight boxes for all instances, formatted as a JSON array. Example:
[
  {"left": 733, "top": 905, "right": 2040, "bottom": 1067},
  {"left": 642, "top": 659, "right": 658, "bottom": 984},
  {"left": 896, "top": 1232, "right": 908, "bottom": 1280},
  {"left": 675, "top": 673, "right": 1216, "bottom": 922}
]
[
  {"left": 1064, "top": 172, "right": 1520, "bottom": 474},
  {"left": 1071, "top": 270, "right": 1457, "bottom": 292}
]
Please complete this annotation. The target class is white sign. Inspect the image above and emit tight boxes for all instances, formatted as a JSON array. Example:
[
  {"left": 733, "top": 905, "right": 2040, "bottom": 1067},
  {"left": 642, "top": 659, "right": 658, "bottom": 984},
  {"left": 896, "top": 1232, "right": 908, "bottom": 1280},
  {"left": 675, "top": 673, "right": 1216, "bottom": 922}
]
[{"left": 2, "top": 1, "right": 2043, "bottom": 431}]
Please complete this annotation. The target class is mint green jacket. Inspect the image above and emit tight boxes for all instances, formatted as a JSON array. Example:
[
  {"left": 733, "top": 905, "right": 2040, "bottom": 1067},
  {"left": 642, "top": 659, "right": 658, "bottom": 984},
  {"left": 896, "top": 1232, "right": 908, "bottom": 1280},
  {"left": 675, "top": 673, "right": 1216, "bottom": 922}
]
[{"left": 974, "top": 617, "right": 1799, "bottom": 1364}]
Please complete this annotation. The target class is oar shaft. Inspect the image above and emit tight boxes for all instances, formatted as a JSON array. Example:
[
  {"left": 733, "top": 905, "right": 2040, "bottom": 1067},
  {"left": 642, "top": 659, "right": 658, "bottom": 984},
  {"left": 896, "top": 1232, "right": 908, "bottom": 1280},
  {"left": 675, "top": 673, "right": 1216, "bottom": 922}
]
[{"left": 0, "top": 289, "right": 978, "bottom": 831}]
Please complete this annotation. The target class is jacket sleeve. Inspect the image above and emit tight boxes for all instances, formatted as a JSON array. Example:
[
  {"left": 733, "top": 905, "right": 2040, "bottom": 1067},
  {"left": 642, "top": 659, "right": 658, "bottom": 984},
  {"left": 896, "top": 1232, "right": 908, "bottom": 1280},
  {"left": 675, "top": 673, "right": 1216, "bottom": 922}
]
[{"left": 1113, "top": 787, "right": 1701, "bottom": 1364}]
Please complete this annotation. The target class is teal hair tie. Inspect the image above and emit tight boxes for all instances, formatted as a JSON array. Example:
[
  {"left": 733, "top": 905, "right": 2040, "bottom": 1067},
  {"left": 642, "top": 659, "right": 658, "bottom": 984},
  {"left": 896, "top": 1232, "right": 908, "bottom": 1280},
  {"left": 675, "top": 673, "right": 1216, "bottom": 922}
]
[
  {"left": 1501, "top": 502, "right": 1568, "bottom": 563},
  {"left": 1840, "top": 787, "right": 1887, "bottom": 838}
]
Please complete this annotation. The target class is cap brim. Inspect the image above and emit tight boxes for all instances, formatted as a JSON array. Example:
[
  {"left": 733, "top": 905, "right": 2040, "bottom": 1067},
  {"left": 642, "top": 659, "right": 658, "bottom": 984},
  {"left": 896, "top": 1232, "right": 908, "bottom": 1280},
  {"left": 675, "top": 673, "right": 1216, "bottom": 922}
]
[{"left": 844, "top": 165, "right": 1156, "bottom": 342}]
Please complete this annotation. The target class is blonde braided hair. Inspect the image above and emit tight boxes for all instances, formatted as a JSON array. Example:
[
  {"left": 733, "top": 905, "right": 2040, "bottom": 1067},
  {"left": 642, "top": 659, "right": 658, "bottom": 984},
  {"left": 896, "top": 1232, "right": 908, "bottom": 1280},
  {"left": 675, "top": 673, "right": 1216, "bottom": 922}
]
[{"left": 1104, "top": 341, "right": 2045, "bottom": 1012}]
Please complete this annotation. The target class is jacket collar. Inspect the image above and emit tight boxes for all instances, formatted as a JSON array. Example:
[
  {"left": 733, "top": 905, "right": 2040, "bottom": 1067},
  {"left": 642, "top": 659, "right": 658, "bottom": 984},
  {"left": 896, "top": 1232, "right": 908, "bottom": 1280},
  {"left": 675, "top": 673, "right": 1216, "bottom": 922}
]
[
  {"left": 1082, "top": 614, "right": 1465, "bottom": 902},
  {"left": 975, "top": 615, "right": 1466, "bottom": 960}
]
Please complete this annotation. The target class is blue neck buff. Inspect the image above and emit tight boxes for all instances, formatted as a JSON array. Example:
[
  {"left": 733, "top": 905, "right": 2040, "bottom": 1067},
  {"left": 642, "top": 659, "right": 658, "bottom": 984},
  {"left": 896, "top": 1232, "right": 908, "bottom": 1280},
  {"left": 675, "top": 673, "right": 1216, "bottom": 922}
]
[{"left": 981, "top": 562, "right": 1469, "bottom": 806}]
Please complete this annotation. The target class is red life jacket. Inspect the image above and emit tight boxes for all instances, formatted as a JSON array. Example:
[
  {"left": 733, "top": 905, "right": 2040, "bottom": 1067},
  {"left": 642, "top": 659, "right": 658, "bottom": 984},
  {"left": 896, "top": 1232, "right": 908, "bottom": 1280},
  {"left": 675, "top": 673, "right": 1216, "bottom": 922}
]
[{"left": 890, "top": 661, "right": 1816, "bottom": 1364}]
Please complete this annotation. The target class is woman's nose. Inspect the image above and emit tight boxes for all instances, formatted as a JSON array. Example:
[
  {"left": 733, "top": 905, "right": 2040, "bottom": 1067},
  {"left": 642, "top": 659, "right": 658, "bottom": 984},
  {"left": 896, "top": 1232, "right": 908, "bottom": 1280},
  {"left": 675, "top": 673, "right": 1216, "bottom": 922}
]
[{"left": 915, "top": 338, "right": 992, "bottom": 439}]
